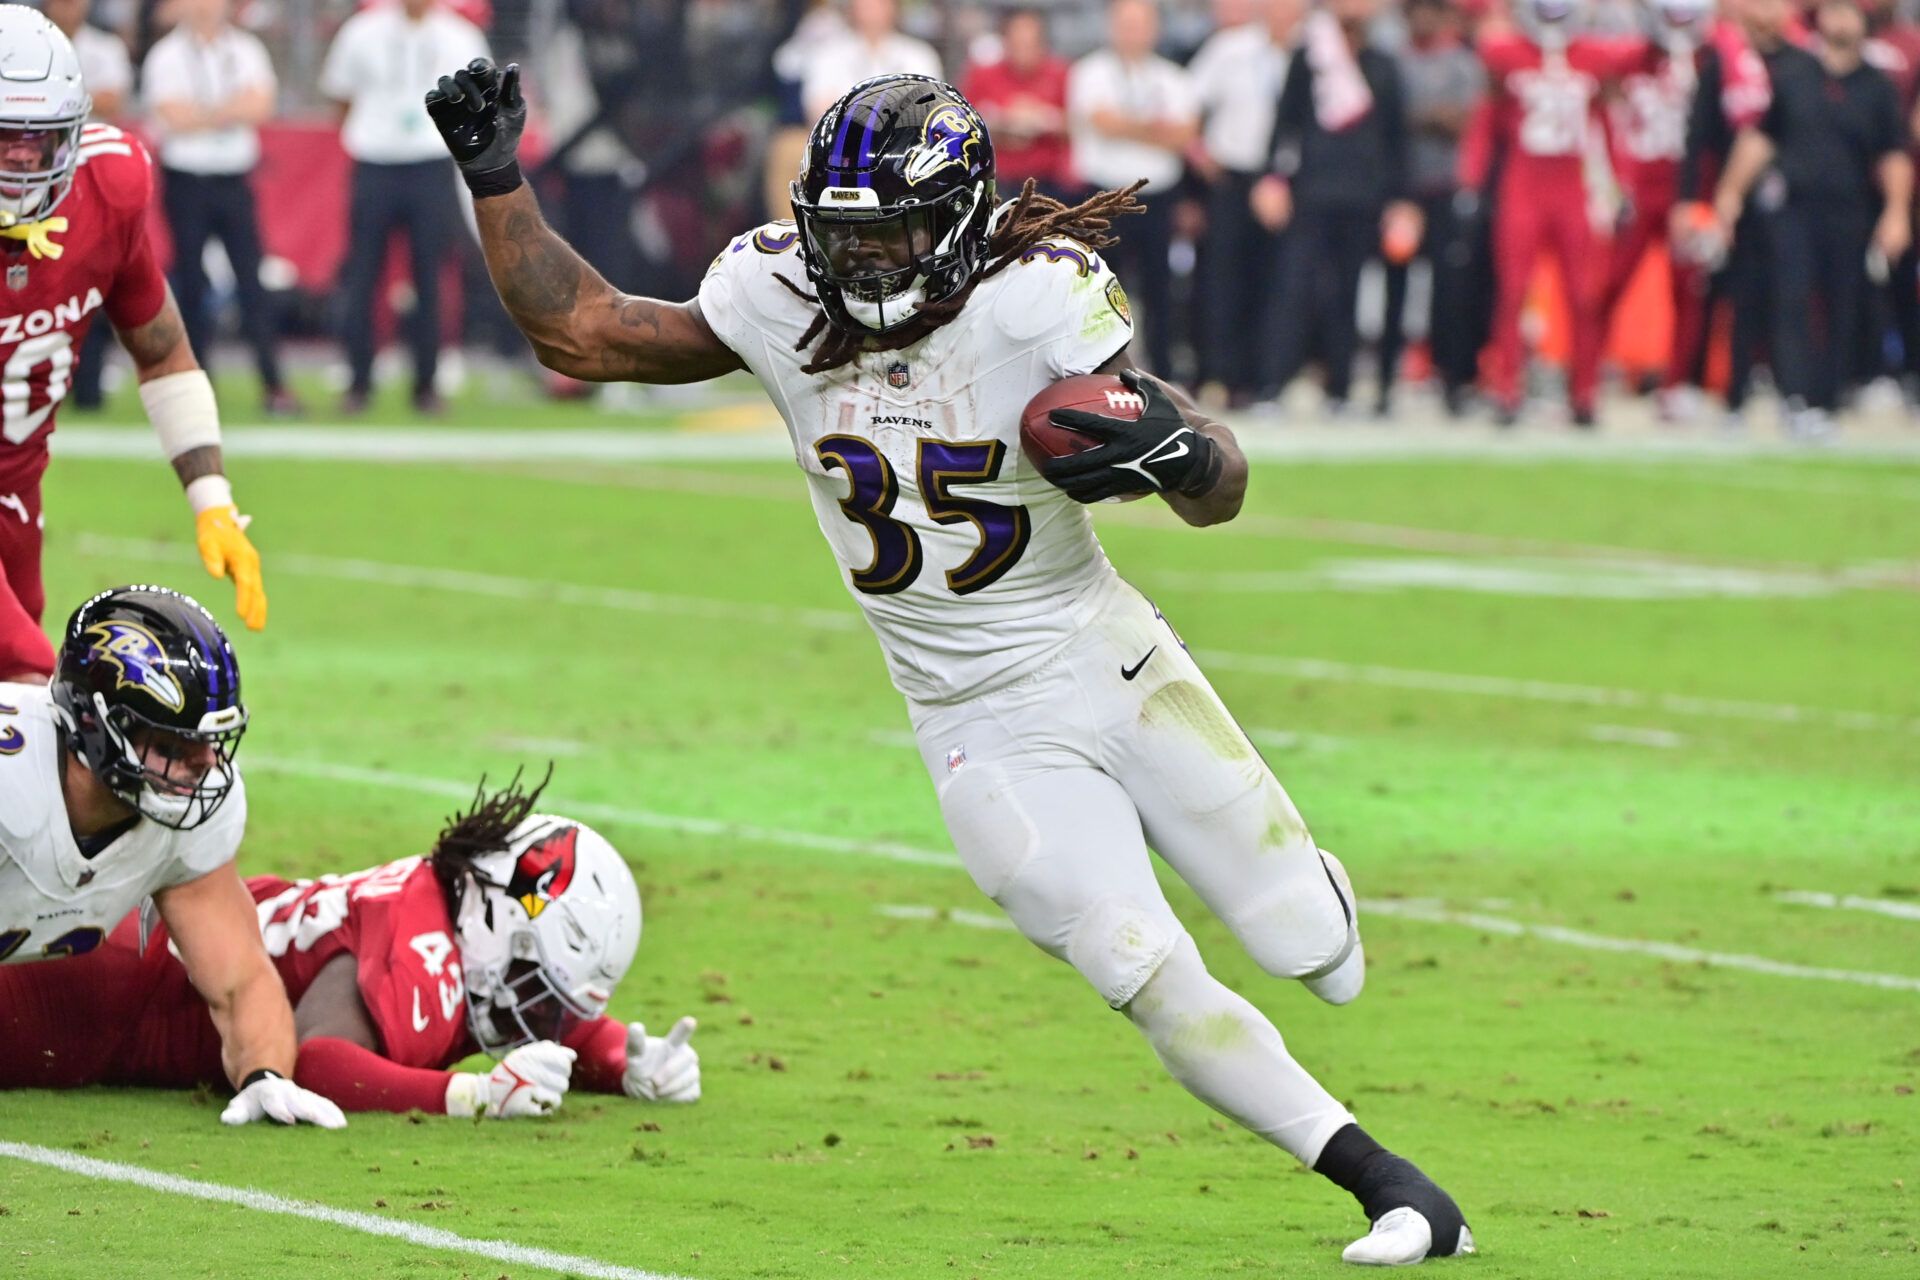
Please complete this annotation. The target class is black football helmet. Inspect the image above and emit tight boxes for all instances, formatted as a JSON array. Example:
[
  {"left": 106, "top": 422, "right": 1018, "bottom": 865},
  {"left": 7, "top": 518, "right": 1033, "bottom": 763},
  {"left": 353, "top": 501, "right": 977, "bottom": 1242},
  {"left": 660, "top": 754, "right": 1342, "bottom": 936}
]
[
  {"left": 790, "top": 74, "right": 997, "bottom": 335},
  {"left": 49, "top": 585, "right": 247, "bottom": 830}
]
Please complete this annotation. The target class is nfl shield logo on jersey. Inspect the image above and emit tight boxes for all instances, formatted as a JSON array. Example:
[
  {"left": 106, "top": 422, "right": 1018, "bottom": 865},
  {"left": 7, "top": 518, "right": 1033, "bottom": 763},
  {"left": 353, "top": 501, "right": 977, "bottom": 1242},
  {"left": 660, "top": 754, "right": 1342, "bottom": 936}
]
[
  {"left": 945, "top": 745, "right": 967, "bottom": 774},
  {"left": 887, "top": 361, "right": 911, "bottom": 389},
  {"left": 7, "top": 262, "right": 26, "bottom": 291}
]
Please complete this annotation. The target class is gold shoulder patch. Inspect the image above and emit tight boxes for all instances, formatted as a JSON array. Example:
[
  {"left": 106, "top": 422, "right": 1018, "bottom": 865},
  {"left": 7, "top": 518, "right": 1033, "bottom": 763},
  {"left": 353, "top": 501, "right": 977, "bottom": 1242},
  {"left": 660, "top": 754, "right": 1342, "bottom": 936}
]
[{"left": 1105, "top": 277, "right": 1132, "bottom": 327}]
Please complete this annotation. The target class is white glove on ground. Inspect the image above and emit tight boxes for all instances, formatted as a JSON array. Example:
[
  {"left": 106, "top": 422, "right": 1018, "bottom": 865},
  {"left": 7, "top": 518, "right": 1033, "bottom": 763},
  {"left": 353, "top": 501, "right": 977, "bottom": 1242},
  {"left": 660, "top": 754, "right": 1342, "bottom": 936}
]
[
  {"left": 220, "top": 1071, "right": 348, "bottom": 1129},
  {"left": 623, "top": 1016, "right": 700, "bottom": 1102},
  {"left": 445, "top": 1040, "right": 576, "bottom": 1118}
]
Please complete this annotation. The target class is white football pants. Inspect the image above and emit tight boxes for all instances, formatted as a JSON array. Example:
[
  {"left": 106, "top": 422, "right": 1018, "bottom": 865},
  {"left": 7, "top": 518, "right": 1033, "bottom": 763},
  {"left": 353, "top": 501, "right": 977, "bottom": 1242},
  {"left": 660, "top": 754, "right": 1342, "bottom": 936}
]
[{"left": 907, "top": 581, "right": 1358, "bottom": 1164}]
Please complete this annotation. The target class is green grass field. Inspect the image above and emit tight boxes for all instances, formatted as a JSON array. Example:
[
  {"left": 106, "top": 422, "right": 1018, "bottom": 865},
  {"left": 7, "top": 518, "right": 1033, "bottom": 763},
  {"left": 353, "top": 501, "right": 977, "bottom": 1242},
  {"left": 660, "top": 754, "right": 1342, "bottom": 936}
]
[{"left": 2, "top": 398, "right": 1917, "bottom": 1279}]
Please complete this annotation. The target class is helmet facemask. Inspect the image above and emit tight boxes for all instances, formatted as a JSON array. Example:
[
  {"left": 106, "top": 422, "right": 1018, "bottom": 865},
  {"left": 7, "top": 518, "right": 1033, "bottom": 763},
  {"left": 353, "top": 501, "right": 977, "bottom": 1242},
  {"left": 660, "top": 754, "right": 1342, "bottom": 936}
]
[
  {"left": 83, "top": 694, "right": 247, "bottom": 831},
  {"left": 0, "top": 117, "right": 84, "bottom": 224},
  {"left": 464, "top": 943, "right": 607, "bottom": 1055},
  {"left": 793, "top": 179, "right": 990, "bottom": 333}
]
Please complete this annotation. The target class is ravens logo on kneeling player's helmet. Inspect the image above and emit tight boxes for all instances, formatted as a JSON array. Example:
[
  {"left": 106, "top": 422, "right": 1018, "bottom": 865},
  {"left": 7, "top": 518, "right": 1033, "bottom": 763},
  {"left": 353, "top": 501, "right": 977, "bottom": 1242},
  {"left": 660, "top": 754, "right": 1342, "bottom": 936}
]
[
  {"left": 790, "top": 74, "right": 997, "bottom": 335},
  {"left": 49, "top": 585, "right": 248, "bottom": 831}
]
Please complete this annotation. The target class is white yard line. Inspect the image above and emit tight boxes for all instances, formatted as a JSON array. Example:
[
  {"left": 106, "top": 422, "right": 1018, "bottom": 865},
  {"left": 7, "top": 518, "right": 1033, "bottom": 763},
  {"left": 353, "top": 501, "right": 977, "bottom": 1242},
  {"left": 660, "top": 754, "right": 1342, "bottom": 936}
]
[
  {"left": 1773, "top": 890, "right": 1920, "bottom": 922},
  {"left": 75, "top": 535, "right": 864, "bottom": 634},
  {"left": 248, "top": 757, "right": 959, "bottom": 870},
  {"left": 52, "top": 426, "right": 798, "bottom": 464},
  {"left": 1192, "top": 650, "right": 1920, "bottom": 736},
  {"left": 51, "top": 424, "right": 1920, "bottom": 463},
  {"left": 1585, "top": 725, "right": 1688, "bottom": 749},
  {"left": 874, "top": 901, "right": 1920, "bottom": 993},
  {"left": 876, "top": 904, "right": 1018, "bottom": 931},
  {"left": 0, "top": 1142, "right": 691, "bottom": 1280},
  {"left": 257, "top": 763, "right": 1920, "bottom": 994},
  {"left": 1363, "top": 900, "right": 1920, "bottom": 993},
  {"left": 60, "top": 426, "right": 1920, "bottom": 583},
  {"left": 460, "top": 453, "right": 1920, "bottom": 589},
  {"left": 75, "top": 535, "right": 1920, "bottom": 738},
  {"left": 1612, "top": 463, "right": 1920, "bottom": 504}
]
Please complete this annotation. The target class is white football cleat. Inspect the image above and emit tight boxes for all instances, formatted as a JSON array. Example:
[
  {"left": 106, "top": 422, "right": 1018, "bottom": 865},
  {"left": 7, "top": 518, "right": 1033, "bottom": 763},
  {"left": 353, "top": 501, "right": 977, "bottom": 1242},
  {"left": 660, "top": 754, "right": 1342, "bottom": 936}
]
[
  {"left": 1342, "top": 1206, "right": 1477, "bottom": 1266},
  {"left": 1303, "top": 849, "right": 1365, "bottom": 1005}
]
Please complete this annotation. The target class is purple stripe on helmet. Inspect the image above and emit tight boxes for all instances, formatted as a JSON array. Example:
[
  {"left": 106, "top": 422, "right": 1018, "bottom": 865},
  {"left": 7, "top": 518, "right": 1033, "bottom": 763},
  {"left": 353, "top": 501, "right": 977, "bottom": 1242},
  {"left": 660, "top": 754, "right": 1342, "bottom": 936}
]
[
  {"left": 853, "top": 96, "right": 883, "bottom": 189},
  {"left": 826, "top": 91, "right": 865, "bottom": 186},
  {"left": 181, "top": 609, "right": 237, "bottom": 711},
  {"left": 182, "top": 611, "right": 224, "bottom": 706}
]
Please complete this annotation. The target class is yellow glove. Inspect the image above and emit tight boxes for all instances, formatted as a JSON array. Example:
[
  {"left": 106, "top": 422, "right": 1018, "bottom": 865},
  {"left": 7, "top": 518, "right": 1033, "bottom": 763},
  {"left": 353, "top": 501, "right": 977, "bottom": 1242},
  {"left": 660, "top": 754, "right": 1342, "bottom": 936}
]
[{"left": 195, "top": 505, "right": 267, "bottom": 630}]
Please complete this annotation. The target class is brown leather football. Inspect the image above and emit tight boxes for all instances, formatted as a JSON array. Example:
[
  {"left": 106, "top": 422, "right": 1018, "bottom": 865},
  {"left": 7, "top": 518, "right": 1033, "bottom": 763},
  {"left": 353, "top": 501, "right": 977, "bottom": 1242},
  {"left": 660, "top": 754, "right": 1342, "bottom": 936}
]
[{"left": 1019, "top": 373, "right": 1146, "bottom": 466}]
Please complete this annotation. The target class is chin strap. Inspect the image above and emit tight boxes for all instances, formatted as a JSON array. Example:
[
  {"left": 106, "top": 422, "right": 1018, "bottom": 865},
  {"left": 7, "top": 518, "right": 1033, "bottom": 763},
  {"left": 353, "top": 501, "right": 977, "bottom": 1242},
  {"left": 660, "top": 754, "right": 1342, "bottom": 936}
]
[{"left": 0, "top": 215, "right": 69, "bottom": 260}]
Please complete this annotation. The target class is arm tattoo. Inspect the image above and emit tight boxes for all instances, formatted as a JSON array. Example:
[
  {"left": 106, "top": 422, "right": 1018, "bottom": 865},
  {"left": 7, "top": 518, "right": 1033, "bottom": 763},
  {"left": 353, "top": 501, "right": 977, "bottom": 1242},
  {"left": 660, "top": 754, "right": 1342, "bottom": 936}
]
[
  {"left": 119, "top": 295, "right": 190, "bottom": 371},
  {"left": 476, "top": 186, "right": 741, "bottom": 382},
  {"left": 496, "top": 208, "right": 588, "bottom": 321},
  {"left": 170, "top": 444, "right": 223, "bottom": 488}
]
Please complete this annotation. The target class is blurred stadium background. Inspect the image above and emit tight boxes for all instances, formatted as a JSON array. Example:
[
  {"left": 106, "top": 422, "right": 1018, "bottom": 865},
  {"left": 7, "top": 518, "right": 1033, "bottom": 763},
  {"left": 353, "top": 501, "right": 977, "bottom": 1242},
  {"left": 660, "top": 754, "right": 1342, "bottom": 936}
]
[{"left": 53, "top": 0, "right": 1920, "bottom": 437}]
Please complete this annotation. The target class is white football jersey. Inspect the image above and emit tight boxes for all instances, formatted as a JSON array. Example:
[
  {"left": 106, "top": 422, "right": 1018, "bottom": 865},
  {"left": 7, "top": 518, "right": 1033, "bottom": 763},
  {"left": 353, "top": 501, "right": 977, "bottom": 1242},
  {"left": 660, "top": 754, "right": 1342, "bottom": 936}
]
[
  {"left": 0, "top": 682, "right": 246, "bottom": 964},
  {"left": 698, "top": 221, "right": 1137, "bottom": 704}
]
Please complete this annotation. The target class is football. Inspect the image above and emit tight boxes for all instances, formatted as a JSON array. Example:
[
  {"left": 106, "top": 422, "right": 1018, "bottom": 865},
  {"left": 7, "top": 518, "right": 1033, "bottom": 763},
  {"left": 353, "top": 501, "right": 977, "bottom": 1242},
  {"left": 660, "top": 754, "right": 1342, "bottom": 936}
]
[{"left": 1018, "top": 373, "right": 1146, "bottom": 465}]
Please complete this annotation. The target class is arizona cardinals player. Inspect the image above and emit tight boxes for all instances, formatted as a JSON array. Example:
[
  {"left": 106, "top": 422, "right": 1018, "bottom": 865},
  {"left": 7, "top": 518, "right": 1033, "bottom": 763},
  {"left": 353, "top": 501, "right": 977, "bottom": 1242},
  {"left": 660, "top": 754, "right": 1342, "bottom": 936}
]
[
  {"left": 0, "top": 585, "right": 342, "bottom": 1127},
  {"left": 0, "top": 5, "right": 266, "bottom": 682},
  {"left": 0, "top": 772, "right": 699, "bottom": 1115},
  {"left": 1460, "top": 0, "right": 1646, "bottom": 424},
  {"left": 425, "top": 62, "right": 1471, "bottom": 1265},
  {"left": 1602, "top": 0, "right": 1713, "bottom": 405}
]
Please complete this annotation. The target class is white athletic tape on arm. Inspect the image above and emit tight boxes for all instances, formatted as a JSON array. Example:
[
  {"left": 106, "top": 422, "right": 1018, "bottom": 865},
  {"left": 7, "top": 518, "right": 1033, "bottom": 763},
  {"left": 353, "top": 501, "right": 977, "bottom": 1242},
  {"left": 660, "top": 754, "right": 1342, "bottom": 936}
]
[
  {"left": 184, "top": 474, "right": 236, "bottom": 515},
  {"left": 141, "top": 368, "right": 222, "bottom": 461}
]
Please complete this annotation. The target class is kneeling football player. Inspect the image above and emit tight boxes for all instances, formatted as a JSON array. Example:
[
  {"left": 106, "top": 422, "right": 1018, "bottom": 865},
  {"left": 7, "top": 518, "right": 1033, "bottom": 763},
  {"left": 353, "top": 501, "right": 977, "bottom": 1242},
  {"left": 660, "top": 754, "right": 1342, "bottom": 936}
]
[
  {"left": 0, "top": 772, "right": 700, "bottom": 1115},
  {"left": 1, "top": 586, "right": 341, "bottom": 1128}
]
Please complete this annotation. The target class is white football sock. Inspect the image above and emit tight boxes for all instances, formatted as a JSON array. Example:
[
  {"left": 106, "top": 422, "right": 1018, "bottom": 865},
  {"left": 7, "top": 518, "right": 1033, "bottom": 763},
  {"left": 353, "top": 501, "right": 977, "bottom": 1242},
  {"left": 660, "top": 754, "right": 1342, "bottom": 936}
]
[{"left": 1124, "top": 935, "right": 1354, "bottom": 1164}]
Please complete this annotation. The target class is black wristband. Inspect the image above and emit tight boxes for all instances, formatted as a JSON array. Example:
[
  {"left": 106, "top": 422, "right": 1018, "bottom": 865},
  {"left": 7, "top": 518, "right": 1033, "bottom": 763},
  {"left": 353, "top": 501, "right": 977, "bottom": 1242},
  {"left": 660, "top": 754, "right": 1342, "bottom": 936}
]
[
  {"left": 239, "top": 1068, "right": 285, "bottom": 1090},
  {"left": 1176, "top": 431, "right": 1225, "bottom": 498},
  {"left": 461, "top": 159, "right": 524, "bottom": 199}
]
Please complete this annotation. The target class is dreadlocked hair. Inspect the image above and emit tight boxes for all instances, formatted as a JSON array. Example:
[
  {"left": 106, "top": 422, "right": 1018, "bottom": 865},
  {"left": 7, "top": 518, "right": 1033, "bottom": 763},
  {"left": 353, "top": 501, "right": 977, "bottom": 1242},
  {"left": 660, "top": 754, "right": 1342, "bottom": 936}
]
[
  {"left": 777, "top": 179, "right": 1146, "bottom": 375},
  {"left": 429, "top": 764, "right": 554, "bottom": 899}
]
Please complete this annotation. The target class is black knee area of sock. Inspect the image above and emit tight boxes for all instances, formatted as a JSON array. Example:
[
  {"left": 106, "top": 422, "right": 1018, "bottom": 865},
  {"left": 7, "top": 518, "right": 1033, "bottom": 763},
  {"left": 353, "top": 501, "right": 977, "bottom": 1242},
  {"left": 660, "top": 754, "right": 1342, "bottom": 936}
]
[{"left": 1313, "top": 1123, "right": 1469, "bottom": 1258}]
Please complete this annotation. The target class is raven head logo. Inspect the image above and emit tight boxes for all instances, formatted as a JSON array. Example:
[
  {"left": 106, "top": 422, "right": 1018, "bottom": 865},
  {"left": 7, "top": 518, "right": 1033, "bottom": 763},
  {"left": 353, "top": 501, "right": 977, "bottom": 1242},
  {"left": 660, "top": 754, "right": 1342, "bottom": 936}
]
[
  {"left": 84, "top": 621, "right": 185, "bottom": 713},
  {"left": 903, "top": 105, "right": 980, "bottom": 186}
]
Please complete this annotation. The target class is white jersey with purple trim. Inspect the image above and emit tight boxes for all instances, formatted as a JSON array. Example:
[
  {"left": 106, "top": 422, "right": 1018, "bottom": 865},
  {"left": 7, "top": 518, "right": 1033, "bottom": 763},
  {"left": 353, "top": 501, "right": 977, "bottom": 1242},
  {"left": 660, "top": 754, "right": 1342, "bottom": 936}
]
[
  {"left": 0, "top": 682, "right": 246, "bottom": 965},
  {"left": 697, "top": 222, "right": 1137, "bottom": 704}
]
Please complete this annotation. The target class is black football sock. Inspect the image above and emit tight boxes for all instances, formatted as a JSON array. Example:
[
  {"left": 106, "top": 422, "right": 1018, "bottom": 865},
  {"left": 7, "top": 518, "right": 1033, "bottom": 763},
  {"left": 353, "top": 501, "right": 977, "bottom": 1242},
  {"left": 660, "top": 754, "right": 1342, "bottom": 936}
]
[{"left": 1313, "top": 1123, "right": 1470, "bottom": 1258}]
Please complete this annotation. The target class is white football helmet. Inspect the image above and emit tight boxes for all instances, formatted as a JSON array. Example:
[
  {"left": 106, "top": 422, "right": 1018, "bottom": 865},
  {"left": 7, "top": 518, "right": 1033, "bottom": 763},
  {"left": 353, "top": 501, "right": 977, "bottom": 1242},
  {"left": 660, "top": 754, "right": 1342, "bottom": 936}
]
[
  {"left": 0, "top": 6, "right": 90, "bottom": 224},
  {"left": 451, "top": 814, "right": 643, "bottom": 1055},
  {"left": 1515, "top": 0, "right": 1589, "bottom": 46},
  {"left": 1648, "top": 0, "right": 1713, "bottom": 47}
]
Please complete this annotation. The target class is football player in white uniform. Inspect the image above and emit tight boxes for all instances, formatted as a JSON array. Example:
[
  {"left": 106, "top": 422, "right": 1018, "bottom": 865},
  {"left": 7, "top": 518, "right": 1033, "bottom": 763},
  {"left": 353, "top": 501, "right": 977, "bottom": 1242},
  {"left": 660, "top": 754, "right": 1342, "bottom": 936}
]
[
  {"left": 427, "top": 65, "right": 1472, "bottom": 1264},
  {"left": 0, "top": 585, "right": 342, "bottom": 1127}
]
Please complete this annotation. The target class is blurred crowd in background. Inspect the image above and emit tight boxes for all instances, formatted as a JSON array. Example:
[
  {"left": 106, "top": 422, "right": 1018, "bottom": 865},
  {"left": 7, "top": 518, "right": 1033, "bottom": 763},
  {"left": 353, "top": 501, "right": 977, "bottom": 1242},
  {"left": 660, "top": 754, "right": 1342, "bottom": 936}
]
[{"left": 52, "top": 0, "right": 1920, "bottom": 436}]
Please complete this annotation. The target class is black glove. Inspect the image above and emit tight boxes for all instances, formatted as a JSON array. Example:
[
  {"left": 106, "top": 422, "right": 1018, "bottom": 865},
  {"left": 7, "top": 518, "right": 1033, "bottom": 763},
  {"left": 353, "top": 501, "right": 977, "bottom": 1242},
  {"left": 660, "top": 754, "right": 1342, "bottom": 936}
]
[
  {"left": 425, "top": 59, "right": 526, "bottom": 197},
  {"left": 1041, "top": 370, "right": 1222, "bottom": 504}
]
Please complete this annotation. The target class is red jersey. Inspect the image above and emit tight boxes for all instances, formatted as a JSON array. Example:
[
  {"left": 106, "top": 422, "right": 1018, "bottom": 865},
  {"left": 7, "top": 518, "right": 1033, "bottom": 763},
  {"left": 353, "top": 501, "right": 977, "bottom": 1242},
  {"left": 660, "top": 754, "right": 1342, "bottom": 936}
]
[
  {"left": 0, "top": 123, "right": 167, "bottom": 487},
  {"left": 1460, "top": 33, "right": 1649, "bottom": 194},
  {"left": 1, "top": 853, "right": 634, "bottom": 1107},
  {"left": 960, "top": 57, "right": 1072, "bottom": 189},
  {"left": 1609, "top": 44, "right": 1696, "bottom": 203},
  {"left": 119, "top": 856, "right": 474, "bottom": 1085}
]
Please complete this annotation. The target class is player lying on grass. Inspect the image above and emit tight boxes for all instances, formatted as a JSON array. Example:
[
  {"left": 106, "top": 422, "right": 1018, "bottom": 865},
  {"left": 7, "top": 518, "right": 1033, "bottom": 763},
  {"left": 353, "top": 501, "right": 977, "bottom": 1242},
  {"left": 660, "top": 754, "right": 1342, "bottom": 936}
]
[
  {"left": 0, "top": 585, "right": 342, "bottom": 1127},
  {"left": 0, "top": 6, "right": 266, "bottom": 683},
  {"left": 427, "top": 62, "right": 1470, "bottom": 1263},
  {"left": 0, "top": 770, "right": 700, "bottom": 1116}
]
